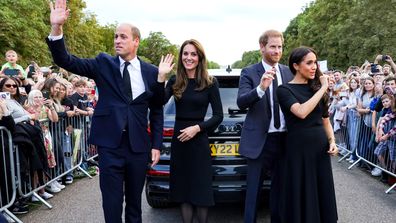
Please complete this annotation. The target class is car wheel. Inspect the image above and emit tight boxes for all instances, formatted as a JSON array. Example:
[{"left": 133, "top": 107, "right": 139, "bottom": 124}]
[{"left": 145, "top": 187, "right": 171, "bottom": 208}]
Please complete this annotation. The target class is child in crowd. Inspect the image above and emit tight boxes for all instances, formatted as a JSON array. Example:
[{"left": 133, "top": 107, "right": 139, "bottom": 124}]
[
  {"left": 62, "top": 124, "right": 74, "bottom": 184},
  {"left": 0, "top": 50, "right": 27, "bottom": 79},
  {"left": 375, "top": 92, "right": 396, "bottom": 179},
  {"left": 70, "top": 79, "right": 94, "bottom": 116}
]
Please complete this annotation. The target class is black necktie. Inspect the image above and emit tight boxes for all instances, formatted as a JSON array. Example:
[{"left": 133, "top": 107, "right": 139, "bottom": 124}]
[
  {"left": 272, "top": 67, "right": 280, "bottom": 129},
  {"left": 123, "top": 62, "right": 132, "bottom": 100}
]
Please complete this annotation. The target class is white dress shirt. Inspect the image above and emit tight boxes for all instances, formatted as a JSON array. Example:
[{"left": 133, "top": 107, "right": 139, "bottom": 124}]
[
  {"left": 119, "top": 57, "right": 145, "bottom": 100},
  {"left": 256, "top": 60, "right": 286, "bottom": 132}
]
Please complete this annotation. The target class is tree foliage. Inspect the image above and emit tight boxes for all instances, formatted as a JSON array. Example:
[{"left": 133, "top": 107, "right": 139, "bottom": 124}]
[
  {"left": 282, "top": 0, "right": 396, "bottom": 70},
  {"left": 232, "top": 50, "right": 261, "bottom": 68},
  {"left": 138, "top": 31, "right": 178, "bottom": 65},
  {"left": 231, "top": 0, "right": 396, "bottom": 70},
  {"left": 0, "top": 0, "right": 203, "bottom": 69},
  {"left": 208, "top": 61, "right": 220, "bottom": 69}
]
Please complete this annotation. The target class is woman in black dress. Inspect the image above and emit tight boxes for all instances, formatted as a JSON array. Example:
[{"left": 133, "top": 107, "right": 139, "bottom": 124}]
[
  {"left": 159, "top": 39, "right": 223, "bottom": 223},
  {"left": 276, "top": 47, "right": 338, "bottom": 223}
]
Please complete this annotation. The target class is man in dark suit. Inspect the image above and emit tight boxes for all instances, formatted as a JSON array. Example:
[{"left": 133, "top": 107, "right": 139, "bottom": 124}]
[
  {"left": 237, "top": 30, "right": 293, "bottom": 223},
  {"left": 46, "top": 1, "right": 171, "bottom": 222}
]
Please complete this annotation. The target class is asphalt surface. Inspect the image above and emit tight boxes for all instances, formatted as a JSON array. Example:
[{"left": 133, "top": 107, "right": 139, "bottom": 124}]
[{"left": 17, "top": 157, "right": 396, "bottom": 223}]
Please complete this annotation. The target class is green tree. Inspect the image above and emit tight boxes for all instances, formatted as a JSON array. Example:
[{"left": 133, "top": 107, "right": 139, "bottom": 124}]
[
  {"left": 232, "top": 50, "right": 261, "bottom": 68},
  {"left": 0, "top": 0, "right": 51, "bottom": 66},
  {"left": 208, "top": 61, "right": 220, "bottom": 69},
  {"left": 138, "top": 32, "right": 178, "bottom": 66},
  {"left": 282, "top": 0, "right": 396, "bottom": 70}
]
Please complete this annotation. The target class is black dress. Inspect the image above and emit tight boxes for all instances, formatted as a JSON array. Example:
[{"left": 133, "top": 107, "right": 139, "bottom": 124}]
[
  {"left": 164, "top": 75, "right": 223, "bottom": 206},
  {"left": 276, "top": 83, "right": 338, "bottom": 223}
]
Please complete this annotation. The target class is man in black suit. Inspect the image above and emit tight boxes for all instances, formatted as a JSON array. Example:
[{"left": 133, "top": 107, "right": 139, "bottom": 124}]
[
  {"left": 47, "top": 1, "right": 173, "bottom": 222},
  {"left": 237, "top": 30, "right": 293, "bottom": 223}
]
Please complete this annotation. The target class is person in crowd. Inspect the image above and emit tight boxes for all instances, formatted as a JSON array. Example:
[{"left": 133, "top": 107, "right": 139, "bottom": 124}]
[
  {"left": 0, "top": 97, "right": 24, "bottom": 214},
  {"left": 0, "top": 75, "right": 28, "bottom": 106},
  {"left": 0, "top": 77, "right": 52, "bottom": 205},
  {"left": 0, "top": 50, "right": 27, "bottom": 79},
  {"left": 327, "top": 76, "right": 336, "bottom": 118},
  {"left": 24, "top": 89, "right": 65, "bottom": 197},
  {"left": 355, "top": 77, "right": 375, "bottom": 163},
  {"left": 333, "top": 70, "right": 348, "bottom": 93},
  {"left": 237, "top": 29, "right": 293, "bottom": 223},
  {"left": 383, "top": 64, "right": 394, "bottom": 77},
  {"left": 331, "top": 90, "right": 348, "bottom": 154},
  {"left": 376, "top": 108, "right": 396, "bottom": 176},
  {"left": 371, "top": 80, "right": 384, "bottom": 131},
  {"left": 46, "top": 1, "right": 165, "bottom": 222},
  {"left": 70, "top": 79, "right": 93, "bottom": 116},
  {"left": 54, "top": 82, "right": 76, "bottom": 184},
  {"left": 340, "top": 77, "right": 361, "bottom": 163},
  {"left": 374, "top": 54, "right": 396, "bottom": 74},
  {"left": 25, "top": 89, "right": 58, "bottom": 122},
  {"left": 160, "top": 39, "right": 223, "bottom": 223},
  {"left": 372, "top": 93, "right": 395, "bottom": 177},
  {"left": 276, "top": 46, "right": 338, "bottom": 223},
  {"left": 68, "top": 74, "right": 80, "bottom": 87},
  {"left": 0, "top": 77, "right": 33, "bottom": 123},
  {"left": 55, "top": 82, "right": 75, "bottom": 118}
]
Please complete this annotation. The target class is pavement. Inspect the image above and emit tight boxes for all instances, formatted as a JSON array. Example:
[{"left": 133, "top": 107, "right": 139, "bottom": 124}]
[{"left": 16, "top": 157, "right": 396, "bottom": 223}]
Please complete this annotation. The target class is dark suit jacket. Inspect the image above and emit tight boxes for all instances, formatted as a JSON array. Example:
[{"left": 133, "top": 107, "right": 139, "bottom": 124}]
[
  {"left": 46, "top": 38, "right": 164, "bottom": 152},
  {"left": 237, "top": 62, "right": 293, "bottom": 159}
]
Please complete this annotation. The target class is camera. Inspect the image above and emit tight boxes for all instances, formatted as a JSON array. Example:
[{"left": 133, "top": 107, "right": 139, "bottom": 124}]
[
  {"left": 28, "top": 65, "right": 36, "bottom": 77},
  {"left": 4, "top": 69, "right": 19, "bottom": 76},
  {"left": 42, "top": 90, "right": 50, "bottom": 100},
  {"left": 382, "top": 55, "right": 390, "bottom": 61},
  {"left": 371, "top": 63, "right": 380, "bottom": 74},
  {"left": 0, "top": 92, "right": 11, "bottom": 100}
]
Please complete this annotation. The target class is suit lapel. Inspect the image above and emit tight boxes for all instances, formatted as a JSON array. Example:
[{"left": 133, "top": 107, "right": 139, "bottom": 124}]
[{"left": 138, "top": 58, "right": 149, "bottom": 94}]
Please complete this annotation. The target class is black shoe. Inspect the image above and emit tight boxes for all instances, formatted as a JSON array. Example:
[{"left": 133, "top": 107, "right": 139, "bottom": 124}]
[
  {"left": 380, "top": 172, "right": 389, "bottom": 183},
  {"left": 14, "top": 200, "right": 29, "bottom": 209},
  {"left": 87, "top": 159, "right": 99, "bottom": 167},
  {"left": 10, "top": 205, "right": 29, "bottom": 215}
]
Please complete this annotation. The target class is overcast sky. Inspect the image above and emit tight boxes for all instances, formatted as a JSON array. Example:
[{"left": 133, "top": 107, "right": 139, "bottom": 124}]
[{"left": 83, "top": 0, "right": 313, "bottom": 66}]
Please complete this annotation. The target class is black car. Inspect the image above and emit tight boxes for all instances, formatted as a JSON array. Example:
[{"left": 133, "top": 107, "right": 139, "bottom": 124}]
[{"left": 145, "top": 69, "right": 271, "bottom": 208}]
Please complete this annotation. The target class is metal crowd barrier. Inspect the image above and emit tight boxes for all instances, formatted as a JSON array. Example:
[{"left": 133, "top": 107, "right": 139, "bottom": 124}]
[
  {"left": 14, "top": 115, "right": 96, "bottom": 210},
  {"left": 335, "top": 109, "right": 396, "bottom": 193},
  {"left": 0, "top": 126, "right": 21, "bottom": 223}
]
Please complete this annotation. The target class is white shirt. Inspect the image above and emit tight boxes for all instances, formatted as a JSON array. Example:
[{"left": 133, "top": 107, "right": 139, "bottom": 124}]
[
  {"left": 48, "top": 34, "right": 145, "bottom": 100},
  {"left": 256, "top": 60, "right": 286, "bottom": 133},
  {"left": 119, "top": 57, "right": 145, "bottom": 100}
]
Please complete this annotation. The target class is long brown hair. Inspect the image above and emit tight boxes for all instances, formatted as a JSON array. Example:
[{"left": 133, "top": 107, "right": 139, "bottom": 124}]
[{"left": 173, "top": 39, "right": 213, "bottom": 100}]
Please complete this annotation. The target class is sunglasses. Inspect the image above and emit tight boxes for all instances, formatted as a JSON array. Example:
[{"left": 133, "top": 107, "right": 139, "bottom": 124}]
[{"left": 4, "top": 84, "right": 18, "bottom": 88}]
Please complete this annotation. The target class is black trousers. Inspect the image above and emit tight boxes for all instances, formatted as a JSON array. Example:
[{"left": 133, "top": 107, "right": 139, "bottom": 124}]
[
  {"left": 244, "top": 132, "right": 286, "bottom": 223},
  {"left": 98, "top": 131, "right": 149, "bottom": 223}
]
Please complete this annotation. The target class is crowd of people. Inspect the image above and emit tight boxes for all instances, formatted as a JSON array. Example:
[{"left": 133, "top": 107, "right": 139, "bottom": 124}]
[
  {"left": 326, "top": 54, "right": 396, "bottom": 183},
  {"left": 1, "top": 0, "right": 396, "bottom": 222},
  {"left": 1, "top": 36, "right": 396, "bottom": 223},
  {"left": 0, "top": 49, "right": 98, "bottom": 216}
]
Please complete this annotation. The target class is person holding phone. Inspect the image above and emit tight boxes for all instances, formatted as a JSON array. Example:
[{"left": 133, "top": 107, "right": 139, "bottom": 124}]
[{"left": 1, "top": 50, "right": 27, "bottom": 79}]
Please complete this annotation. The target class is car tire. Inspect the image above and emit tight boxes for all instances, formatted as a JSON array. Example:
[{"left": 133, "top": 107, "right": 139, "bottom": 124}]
[{"left": 145, "top": 187, "right": 171, "bottom": 208}]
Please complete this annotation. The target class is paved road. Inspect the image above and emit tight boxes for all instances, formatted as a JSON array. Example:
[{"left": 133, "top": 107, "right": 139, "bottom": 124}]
[{"left": 19, "top": 157, "right": 396, "bottom": 223}]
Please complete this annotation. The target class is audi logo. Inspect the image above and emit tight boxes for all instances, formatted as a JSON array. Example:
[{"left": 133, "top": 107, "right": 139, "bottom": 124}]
[{"left": 216, "top": 123, "right": 242, "bottom": 133}]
